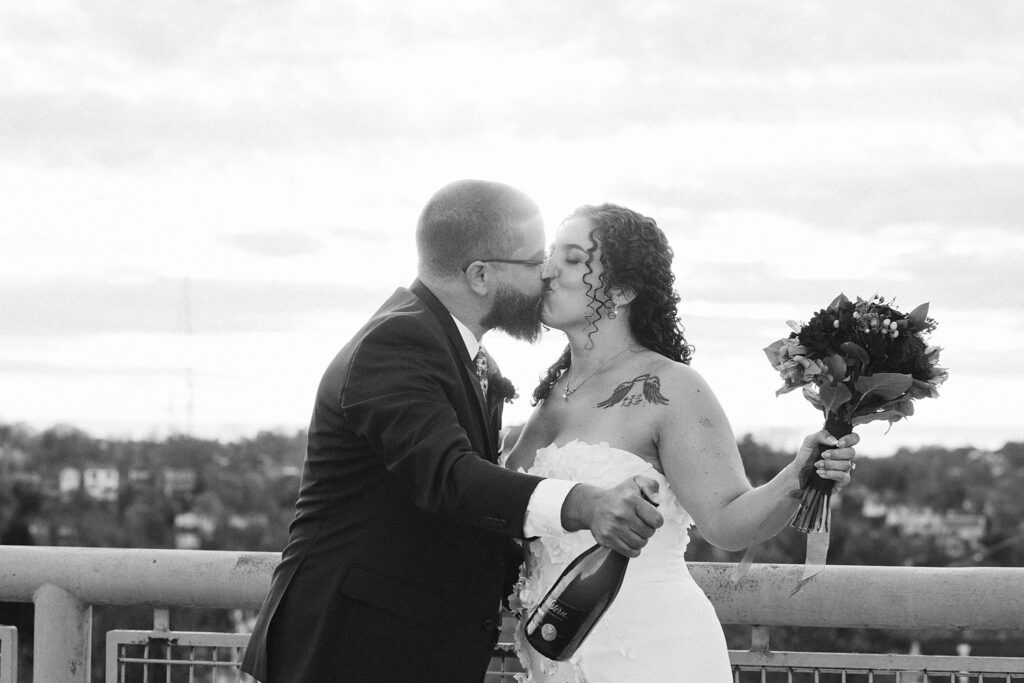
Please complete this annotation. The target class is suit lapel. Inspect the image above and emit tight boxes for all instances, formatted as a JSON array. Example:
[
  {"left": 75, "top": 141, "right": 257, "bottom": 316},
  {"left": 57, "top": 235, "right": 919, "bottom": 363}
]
[{"left": 409, "top": 280, "right": 496, "bottom": 460}]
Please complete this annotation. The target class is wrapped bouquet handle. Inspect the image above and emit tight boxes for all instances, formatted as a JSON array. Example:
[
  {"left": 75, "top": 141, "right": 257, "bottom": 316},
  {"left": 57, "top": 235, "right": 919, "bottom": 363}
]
[{"left": 790, "top": 415, "right": 852, "bottom": 534}]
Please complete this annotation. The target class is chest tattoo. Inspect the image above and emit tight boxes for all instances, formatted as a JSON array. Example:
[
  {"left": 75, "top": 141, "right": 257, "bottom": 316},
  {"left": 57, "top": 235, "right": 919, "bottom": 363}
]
[{"left": 596, "top": 374, "right": 670, "bottom": 409}]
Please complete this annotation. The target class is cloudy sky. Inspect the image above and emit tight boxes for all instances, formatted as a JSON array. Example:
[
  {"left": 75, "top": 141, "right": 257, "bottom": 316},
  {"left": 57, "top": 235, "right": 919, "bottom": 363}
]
[{"left": 2, "top": 1, "right": 1022, "bottom": 456}]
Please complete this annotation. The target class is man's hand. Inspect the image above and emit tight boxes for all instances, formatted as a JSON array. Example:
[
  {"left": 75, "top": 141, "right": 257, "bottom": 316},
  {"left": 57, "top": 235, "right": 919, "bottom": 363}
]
[{"left": 560, "top": 476, "right": 664, "bottom": 557}]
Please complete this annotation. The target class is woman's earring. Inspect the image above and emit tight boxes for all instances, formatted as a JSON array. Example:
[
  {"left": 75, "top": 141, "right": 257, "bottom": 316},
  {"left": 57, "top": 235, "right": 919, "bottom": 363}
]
[{"left": 606, "top": 300, "right": 619, "bottom": 319}]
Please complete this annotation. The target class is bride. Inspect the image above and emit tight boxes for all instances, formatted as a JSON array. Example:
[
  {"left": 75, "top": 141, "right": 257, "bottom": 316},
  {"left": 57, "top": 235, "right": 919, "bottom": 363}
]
[{"left": 503, "top": 204, "right": 858, "bottom": 682}]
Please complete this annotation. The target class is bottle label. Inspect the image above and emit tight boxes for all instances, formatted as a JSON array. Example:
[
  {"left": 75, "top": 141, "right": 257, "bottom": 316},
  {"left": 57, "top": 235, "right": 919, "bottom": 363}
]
[{"left": 528, "top": 596, "right": 585, "bottom": 650}]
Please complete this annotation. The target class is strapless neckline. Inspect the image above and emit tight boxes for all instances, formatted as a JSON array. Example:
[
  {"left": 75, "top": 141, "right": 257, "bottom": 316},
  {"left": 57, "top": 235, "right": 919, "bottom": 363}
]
[
  {"left": 540, "top": 438, "right": 655, "bottom": 469},
  {"left": 515, "top": 439, "right": 692, "bottom": 545}
]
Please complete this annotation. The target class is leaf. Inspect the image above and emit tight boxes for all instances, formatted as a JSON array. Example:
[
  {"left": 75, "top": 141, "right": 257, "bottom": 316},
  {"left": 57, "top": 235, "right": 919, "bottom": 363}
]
[
  {"left": 827, "top": 293, "right": 850, "bottom": 310},
  {"left": 853, "top": 396, "right": 915, "bottom": 425},
  {"left": 853, "top": 409, "right": 909, "bottom": 426},
  {"left": 908, "top": 302, "right": 930, "bottom": 324},
  {"left": 856, "top": 372, "right": 914, "bottom": 396},
  {"left": 775, "top": 382, "right": 802, "bottom": 396},
  {"left": 840, "top": 341, "right": 870, "bottom": 366},
  {"left": 894, "top": 398, "right": 915, "bottom": 417},
  {"left": 822, "top": 353, "right": 847, "bottom": 382},
  {"left": 907, "top": 378, "right": 937, "bottom": 400},
  {"left": 860, "top": 396, "right": 916, "bottom": 418},
  {"left": 853, "top": 373, "right": 913, "bottom": 403},
  {"left": 763, "top": 339, "right": 788, "bottom": 365},
  {"left": 818, "top": 381, "right": 852, "bottom": 416},
  {"left": 802, "top": 384, "right": 825, "bottom": 412}
]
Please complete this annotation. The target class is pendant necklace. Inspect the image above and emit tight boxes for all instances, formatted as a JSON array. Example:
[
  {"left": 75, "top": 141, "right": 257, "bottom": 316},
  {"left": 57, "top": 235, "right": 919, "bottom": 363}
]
[{"left": 561, "top": 348, "right": 633, "bottom": 400}]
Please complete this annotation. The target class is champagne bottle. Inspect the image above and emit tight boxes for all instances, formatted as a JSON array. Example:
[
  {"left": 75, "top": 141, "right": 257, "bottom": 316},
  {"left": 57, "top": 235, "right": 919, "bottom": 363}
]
[
  {"left": 524, "top": 489, "right": 656, "bottom": 661},
  {"left": 523, "top": 543, "right": 628, "bottom": 661}
]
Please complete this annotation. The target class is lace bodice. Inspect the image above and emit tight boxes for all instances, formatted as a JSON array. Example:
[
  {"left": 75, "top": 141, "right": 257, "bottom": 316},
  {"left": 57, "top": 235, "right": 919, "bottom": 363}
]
[{"left": 513, "top": 440, "right": 694, "bottom": 597}]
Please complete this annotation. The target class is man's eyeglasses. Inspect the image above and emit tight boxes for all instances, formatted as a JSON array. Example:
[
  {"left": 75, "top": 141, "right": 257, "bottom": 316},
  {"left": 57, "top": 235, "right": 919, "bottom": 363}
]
[{"left": 463, "top": 257, "right": 547, "bottom": 271}]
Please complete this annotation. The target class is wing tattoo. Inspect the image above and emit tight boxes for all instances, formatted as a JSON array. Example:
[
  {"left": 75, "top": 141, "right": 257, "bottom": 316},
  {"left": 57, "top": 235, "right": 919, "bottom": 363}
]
[
  {"left": 642, "top": 375, "right": 669, "bottom": 405},
  {"left": 596, "top": 378, "right": 636, "bottom": 408},
  {"left": 596, "top": 374, "right": 670, "bottom": 408}
]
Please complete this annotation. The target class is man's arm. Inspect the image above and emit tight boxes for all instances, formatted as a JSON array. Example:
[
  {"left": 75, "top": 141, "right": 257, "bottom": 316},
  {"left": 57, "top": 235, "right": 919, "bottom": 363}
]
[
  {"left": 524, "top": 479, "right": 663, "bottom": 557},
  {"left": 344, "top": 315, "right": 663, "bottom": 549},
  {"left": 341, "top": 316, "right": 544, "bottom": 534}
]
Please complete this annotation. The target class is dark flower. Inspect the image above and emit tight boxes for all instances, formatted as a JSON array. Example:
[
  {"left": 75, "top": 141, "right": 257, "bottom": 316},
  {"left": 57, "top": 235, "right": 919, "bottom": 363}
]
[
  {"left": 491, "top": 375, "right": 519, "bottom": 404},
  {"left": 769, "top": 294, "right": 946, "bottom": 423}
]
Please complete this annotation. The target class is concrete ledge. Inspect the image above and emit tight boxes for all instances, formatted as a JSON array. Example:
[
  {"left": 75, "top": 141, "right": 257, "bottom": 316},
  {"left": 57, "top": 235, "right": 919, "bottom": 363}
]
[{"left": 2, "top": 547, "right": 1024, "bottom": 631}]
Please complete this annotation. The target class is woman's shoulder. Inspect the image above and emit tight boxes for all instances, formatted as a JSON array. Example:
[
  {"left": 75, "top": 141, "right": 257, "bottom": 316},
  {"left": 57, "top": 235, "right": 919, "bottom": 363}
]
[
  {"left": 638, "top": 354, "right": 722, "bottom": 411},
  {"left": 640, "top": 353, "right": 707, "bottom": 385}
]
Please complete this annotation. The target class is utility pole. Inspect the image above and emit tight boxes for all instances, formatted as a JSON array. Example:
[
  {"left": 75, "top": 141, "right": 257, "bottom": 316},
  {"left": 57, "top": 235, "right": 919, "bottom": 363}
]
[{"left": 182, "top": 277, "right": 195, "bottom": 434}]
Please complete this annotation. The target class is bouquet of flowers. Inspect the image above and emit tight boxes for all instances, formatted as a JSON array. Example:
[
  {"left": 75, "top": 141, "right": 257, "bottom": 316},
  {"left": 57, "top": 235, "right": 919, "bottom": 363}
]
[{"left": 765, "top": 293, "right": 948, "bottom": 534}]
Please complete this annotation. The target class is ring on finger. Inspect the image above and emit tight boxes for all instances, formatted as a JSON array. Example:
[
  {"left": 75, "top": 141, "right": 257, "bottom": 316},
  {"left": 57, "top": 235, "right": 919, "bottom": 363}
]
[{"left": 851, "top": 462, "right": 857, "bottom": 471}]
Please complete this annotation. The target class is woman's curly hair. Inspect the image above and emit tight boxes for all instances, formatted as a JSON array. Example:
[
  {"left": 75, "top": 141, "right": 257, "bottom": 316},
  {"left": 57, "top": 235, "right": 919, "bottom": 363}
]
[{"left": 532, "top": 204, "right": 694, "bottom": 404}]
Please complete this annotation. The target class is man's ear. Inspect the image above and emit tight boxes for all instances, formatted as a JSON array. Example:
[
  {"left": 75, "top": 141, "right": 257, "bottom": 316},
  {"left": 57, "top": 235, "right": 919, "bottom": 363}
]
[{"left": 463, "top": 262, "right": 491, "bottom": 296}]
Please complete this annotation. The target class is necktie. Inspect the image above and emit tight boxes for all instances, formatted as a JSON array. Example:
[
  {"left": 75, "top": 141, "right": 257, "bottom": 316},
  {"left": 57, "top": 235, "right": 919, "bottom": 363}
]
[{"left": 474, "top": 348, "right": 489, "bottom": 396}]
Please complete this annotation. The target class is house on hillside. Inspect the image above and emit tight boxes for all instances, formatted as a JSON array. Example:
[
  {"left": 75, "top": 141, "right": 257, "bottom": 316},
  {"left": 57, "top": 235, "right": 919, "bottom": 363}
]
[
  {"left": 59, "top": 467, "right": 119, "bottom": 501},
  {"left": 59, "top": 467, "right": 81, "bottom": 499},
  {"left": 862, "top": 497, "right": 988, "bottom": 558},
  {"left": 162, "top": 468, "right": 198, "bottom": 498},
  {"left": 174, "top": 511, "right": 217, "bottom": 549},
  {"left": 83, "top": 467, "right": 119, "bottom": 501}
]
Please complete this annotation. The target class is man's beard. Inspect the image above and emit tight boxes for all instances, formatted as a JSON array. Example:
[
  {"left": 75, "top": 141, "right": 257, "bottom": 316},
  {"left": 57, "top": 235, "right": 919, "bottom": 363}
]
[{"left": 481, "top": 283, "right": 544, "bottom": 343}]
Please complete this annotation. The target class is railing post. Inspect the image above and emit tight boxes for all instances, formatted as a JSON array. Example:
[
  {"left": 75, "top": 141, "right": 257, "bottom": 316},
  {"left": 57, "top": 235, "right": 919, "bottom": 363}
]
[
  {"left": 1, "top": 626, "right": 19, "bottom": 683},
  {"left": 33, "top": 583, "right": 92, "bottom": 683},
  {"left": 750, "top": 625, "right": 771, "bottom": 653}
]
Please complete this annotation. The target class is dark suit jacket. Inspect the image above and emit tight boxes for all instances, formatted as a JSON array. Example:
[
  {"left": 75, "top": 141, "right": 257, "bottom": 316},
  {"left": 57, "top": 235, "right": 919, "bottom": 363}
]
[{"left": 241, "top": 280, "right": 544, "bottom": 682}]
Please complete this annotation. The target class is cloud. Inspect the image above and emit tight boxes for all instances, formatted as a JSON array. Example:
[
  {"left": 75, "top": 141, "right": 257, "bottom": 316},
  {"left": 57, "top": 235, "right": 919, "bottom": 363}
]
[
  {"left": 718, "top": 165, "right": 1024, "bottom": 230},
  {"left": 675, "top": 212, "right": 1020, "bottom": 293},
  {"left": 4, "top": 1, "right": 1020, "bottom": 170},
  {"left": 327, "top": 226, "right": 387, "bottom": 242},
  {"left": 0, "top": 277, "right": 394, "bottom": 337},
  {"left": 0, "top": 357, "right": 199, "bottom": 379},
  {"left": 219, "top": 231, "right": 324, "bottom": 258}
]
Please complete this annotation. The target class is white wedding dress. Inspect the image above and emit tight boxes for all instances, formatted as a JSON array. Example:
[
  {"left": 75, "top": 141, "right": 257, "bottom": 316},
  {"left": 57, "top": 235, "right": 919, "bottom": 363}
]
[{"left": 507, "top": 440, "right": 733, "bottom": 682}]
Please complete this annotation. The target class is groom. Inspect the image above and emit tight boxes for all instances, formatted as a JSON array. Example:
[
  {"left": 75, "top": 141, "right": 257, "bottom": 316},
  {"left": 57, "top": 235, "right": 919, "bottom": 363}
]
[{"left": 241, "top": 179, "right": 664, "bottom": 682}]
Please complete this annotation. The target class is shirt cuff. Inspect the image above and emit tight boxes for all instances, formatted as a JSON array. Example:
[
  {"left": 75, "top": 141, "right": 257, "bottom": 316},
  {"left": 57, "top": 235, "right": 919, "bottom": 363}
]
[{"left": 523, "top": 479, "right": 576, "bottom": 538}]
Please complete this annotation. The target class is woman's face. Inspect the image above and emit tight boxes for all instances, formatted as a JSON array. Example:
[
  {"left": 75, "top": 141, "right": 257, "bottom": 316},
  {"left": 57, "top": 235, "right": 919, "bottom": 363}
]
[{"left": 541, "top": 216, "right": 610, "bottom": 330}]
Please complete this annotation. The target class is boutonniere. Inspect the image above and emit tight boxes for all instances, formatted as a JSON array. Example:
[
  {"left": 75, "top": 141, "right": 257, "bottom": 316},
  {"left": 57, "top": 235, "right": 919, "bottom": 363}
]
[{"left": 491, "top": 375, "right": 519, "bottom": 404}]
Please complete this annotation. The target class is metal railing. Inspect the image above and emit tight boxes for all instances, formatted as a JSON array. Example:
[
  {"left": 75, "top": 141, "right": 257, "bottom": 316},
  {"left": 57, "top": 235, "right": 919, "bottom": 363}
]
[
  {"left": 0, "top": 626, "right": 17, "bottom": 683},
  {"left": 106, "top": 621, "right": 254, "bottom": 683},
  {"left": 730, "top": 651, "right": 1024, "bottom": 682},
  {"left": 1, "top": 546, "right": 1023, "bottom": 682},
  {"left": 730, "top": 645, "right": 1024, "bottom": 681}
]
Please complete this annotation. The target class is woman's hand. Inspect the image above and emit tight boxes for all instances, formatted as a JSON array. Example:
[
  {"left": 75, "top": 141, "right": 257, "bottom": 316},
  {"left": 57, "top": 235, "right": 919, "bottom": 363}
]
[{"left": 796, "top": 429, "right": 860, "bottom": 490}]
